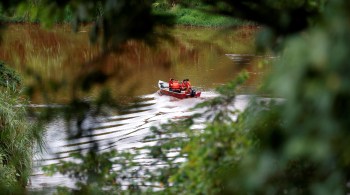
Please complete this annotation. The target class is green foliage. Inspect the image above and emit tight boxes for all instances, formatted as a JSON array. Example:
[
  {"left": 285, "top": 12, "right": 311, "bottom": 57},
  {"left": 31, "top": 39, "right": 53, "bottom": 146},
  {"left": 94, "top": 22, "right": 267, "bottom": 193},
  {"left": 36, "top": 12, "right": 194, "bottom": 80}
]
[
  {"left": 160, "top": 0, "right": 350, "bottom": 194},
  {"left": 0, "top": 62, "right": 44, "bottom": 192},
  {"left": 170, "top": 6, "right": 246, "bottom": 27},
  {"left": 152, "top": 0, "right": 202, "bottom": 10},
  {"left": 161, "top": 117, "right": 252, "bottom": 194},
  {"left": 0, "top": 162, "right": 18, "bottom": 193},
  {"left": 1, "top": 0, "right": 249, "bottom": 28},
  {"left": 200, "top": 0, "right": 326, "bottom": 35},
  {"left": 0, "top": 91, "right": 44, "bottom": 189},
  {"left": 236, "top": 1, "right": 350, "bottom": 193},
  {"left": 152, "top": 0, "right": 251, "bottom": 27},
  {"left": 0, "top": 61, "right": 21, "bottom": 89}
]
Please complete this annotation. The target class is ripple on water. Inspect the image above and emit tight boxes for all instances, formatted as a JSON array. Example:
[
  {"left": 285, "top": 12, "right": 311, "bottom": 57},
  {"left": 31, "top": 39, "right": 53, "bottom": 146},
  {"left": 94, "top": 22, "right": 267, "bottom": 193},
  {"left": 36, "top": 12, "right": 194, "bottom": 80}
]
[{"left": 30, "top": 92, "right": 257, "bottom": 189}]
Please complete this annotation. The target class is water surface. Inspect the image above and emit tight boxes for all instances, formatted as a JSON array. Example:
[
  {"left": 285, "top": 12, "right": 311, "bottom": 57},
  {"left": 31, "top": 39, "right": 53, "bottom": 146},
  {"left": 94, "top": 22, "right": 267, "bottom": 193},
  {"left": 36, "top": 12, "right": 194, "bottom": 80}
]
[{"left": 0, "top": 25, "right": 269, "bottom": 189}]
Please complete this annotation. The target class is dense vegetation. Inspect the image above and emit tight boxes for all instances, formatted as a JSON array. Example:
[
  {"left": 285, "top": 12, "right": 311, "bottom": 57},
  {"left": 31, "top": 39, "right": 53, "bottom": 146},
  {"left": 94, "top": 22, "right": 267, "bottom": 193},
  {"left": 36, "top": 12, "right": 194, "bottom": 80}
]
[
  {"left": 1, "top": 0, "right": 350, "bottom": 194},
  {"left": 0, "top": 62, "right": 43, "bottom": 193},
  {"left": 0, "top": 0, "right": 245, "bottom": 27},
  {"left": 152, "top": 0, "right": 247, "bottom": 26}
]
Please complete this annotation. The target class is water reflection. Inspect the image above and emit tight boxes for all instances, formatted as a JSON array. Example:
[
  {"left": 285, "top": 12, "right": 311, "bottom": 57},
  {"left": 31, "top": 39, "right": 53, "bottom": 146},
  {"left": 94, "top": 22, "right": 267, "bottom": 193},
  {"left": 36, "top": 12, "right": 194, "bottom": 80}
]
[{"left": 0, "top": 25, "right": 265, "bottom": 103}]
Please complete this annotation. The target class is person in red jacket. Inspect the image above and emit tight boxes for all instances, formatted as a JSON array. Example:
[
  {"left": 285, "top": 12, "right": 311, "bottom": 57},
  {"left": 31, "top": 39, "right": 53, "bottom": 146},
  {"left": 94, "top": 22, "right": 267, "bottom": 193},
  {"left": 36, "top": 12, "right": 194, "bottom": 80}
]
[
  {"left": 186, "top": 79, "right": 191, "bottom": 87},
  {"left": 169, "top": 78, "right": 174, "bottom": 90},
  {"left": 181, "top": 79, "right": 187, "bottom": 90},
  {"left": 181, "top": 79, "right": 192, "bottom": 94},
  {"left": 181, "top": 79, "right": 186, "bottom": 90},
  {"left": 169, "top": 78, "right": 181, "bottom": 92}
]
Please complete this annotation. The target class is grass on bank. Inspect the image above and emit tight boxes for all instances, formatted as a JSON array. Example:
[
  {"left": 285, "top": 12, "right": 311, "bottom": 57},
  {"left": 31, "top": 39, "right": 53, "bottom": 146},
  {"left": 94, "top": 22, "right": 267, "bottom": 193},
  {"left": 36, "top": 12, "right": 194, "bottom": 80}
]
[
  {"left": 170, "top": 6, "right": 247, "bottom": 27},
  {"left": 0, "top": 3, "right": 250, "bottom": 27},
  {"left": 153, "top": 4, "right": 252, "bottom": 27},
  {"left": 0, "top": 5, "right": 73, "bottom": 24},
  {"left": 0, "top": 62, "right": 44, "bottom": 192}
]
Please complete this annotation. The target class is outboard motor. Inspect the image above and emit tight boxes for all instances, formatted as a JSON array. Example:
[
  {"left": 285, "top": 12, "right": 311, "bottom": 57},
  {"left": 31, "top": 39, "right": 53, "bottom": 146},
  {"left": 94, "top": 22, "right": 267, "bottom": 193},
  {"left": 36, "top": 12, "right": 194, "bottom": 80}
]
[{"left": 190, "top": 89, "right": 196, "bottom": 97}]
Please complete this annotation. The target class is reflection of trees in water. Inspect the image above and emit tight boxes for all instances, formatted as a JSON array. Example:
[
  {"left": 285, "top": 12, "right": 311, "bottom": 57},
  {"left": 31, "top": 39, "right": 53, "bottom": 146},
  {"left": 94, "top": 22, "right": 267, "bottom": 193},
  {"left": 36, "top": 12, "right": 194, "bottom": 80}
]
[{"left": 0, "top": 25, "right": 261, "bottom": 102}]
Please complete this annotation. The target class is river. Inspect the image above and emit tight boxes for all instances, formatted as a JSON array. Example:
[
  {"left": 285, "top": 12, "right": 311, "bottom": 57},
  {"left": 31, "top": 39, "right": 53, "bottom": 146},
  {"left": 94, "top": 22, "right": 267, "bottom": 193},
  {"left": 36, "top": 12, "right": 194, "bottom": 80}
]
[{"left": 0, "top": 24, "right": 270, "bottom": 190}]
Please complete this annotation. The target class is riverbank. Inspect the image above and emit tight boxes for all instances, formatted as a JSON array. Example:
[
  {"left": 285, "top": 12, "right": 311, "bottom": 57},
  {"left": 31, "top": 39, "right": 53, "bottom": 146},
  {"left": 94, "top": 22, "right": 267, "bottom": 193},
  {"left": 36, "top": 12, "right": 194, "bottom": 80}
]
[
  {"left": 0, "top": 62, "right": 44, "bottom": 193},
  {"left": 0, "top": 4, "right": 252, "bottom": 27},
  {"left": 154, "top": 5, "right": 251, "bottom": 27}
]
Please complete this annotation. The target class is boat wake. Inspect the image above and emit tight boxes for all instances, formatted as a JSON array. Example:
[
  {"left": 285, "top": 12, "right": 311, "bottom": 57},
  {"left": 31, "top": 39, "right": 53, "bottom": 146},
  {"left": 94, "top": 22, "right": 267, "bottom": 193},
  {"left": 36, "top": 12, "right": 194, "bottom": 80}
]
[{"left": 29, "top": 91, "right": 251, "bottom": 189}]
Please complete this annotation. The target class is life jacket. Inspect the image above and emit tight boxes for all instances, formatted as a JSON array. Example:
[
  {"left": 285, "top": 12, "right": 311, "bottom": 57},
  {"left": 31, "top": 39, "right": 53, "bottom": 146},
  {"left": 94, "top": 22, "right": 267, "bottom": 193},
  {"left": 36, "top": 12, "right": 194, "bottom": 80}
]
[
  {"left": 169, "top": 80, "right": 174, "bottom": 88},
  {"left": 181, "top": 82, "right": 187, "bottom": 90},
  {"left": 186, "top": 81, "right": 191, "bottom": 89},
  {"left": 172, "top": 81, "right": 181, "bottom": 89},
  {"left": 185, "top": 81, "right": 192, "bottom": 94}
]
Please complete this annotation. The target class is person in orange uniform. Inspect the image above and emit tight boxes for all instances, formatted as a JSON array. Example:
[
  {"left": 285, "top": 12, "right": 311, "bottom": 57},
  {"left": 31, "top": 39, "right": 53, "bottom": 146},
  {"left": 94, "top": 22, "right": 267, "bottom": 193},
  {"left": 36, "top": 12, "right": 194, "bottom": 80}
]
[
  {"left": 169, "top": 78, "right": 174, "bottom": 90},
  {"left": 169, "top": 78, "right": 181, "bottom": 92},
  {"left": 181, "top": 79, "right": 186, "bottom": 90},
  {"left": 171, "top": 80, "right": 181, "bottom": 93},
  {"left": 181, "top": 79, "right": 187, "bottom": 91}
]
